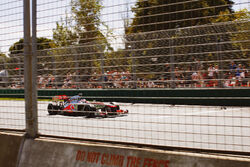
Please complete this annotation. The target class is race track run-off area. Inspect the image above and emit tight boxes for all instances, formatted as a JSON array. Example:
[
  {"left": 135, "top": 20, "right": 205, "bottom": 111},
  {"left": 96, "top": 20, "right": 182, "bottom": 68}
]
[{"left": 0, "top": 100, "right": 249, "bottom": 153}]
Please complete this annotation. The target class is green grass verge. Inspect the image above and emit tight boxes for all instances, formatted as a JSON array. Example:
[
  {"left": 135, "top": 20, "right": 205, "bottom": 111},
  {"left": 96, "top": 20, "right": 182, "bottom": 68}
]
[{"left": 0, "top": 98, "right": 51, "bottom": 101}]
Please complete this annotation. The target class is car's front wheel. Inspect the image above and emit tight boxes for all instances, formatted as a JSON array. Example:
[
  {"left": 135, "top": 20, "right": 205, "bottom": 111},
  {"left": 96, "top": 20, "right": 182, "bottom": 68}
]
[{"left": 104, "top": 106, "right": 112, "bottom": 115}]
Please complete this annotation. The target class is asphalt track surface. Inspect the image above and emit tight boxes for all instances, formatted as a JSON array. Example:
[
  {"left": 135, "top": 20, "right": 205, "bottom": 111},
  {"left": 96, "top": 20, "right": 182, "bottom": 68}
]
[{"left": 0, "top": 100, "right": 249, "bottom": 153}]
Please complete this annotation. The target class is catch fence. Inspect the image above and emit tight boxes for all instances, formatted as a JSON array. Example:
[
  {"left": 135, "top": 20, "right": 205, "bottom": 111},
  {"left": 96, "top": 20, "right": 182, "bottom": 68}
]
[{"left": 0, "top": 0, "right": 249, "bottom": 156}]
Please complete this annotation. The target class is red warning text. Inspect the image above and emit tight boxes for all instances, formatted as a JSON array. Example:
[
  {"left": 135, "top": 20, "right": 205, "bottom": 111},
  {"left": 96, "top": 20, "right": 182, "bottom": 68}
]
[{"left": 75, "top": 150, "right": 170, "bottom": 167}]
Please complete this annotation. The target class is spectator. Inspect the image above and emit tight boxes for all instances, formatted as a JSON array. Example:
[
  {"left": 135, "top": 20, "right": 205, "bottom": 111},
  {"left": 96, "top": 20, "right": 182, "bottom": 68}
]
[
  {"left": 224, "top": 72, "right": 233, "bottom": 87},
  {"left": 214, "top": 65, "right": 219, "bottom": 79},
  {"left": 163, "top": 63, "right": 170, "bottom": 80},
  {"left": 229, "top": 61, "right": 237, "bottom": 75},
  {"left": 191, "top": 71, "right": 198, "bottom": 87},
  {"left": 206, "top": 64, "right": 216, "bottom": 87},
  {"left": 241, "top": 65, "right": 249, "bottom": 86},
  {"left": 236, "top": 64, "right": 242, "bottom": 80},
  {"left": 194, "top": 59, "right": 203, "bottom": 72},
  {"left": 38, "top": 75, "right": 44, "bottom": 88},
  {"left": 207, "top": 64, "right": 215, "bottom": 79}
]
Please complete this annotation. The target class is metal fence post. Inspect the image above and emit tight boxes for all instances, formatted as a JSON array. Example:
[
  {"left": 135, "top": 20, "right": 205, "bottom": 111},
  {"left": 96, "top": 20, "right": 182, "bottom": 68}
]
[
  {"left": 132, "top": 55, "right": 137, "bottom": 89},
  {"left": 24, "top": 0, "right": 38, "bottom": 138},
  {"left": 170, "top": 37, "right": 175, "bottom": 89},
  {"left": 100, "top": 50, "right": 105, "bottom": 89},
  {"left": 213, "top": 25, "right": 224, "bottom": 88}
]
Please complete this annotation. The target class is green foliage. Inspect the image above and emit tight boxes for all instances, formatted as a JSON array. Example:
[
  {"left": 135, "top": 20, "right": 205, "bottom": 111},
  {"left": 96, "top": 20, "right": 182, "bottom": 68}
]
[
  {"left": 128, "top": 0, "right": 234, "bottom": 33},
  {"left": 0, "top": 52, "right": 8, "bottom": 70},
  {"left": 71, "top": 0, "right": 103, "bottom": 44},
  {"left": 51, "top": 0, "right": 117, "bottom": 81},
  {"left": 8, "top": 37, "right": 55, "bottom": 76},
  {"left": 0, "top": 52, "right": 6, "bottom": 58},
  {"left": 9, "top": 38, "right": 24, "bottom": 55},
  {"left": 125, "top": 0, "right": 237, "bottom": 78},
  {"left": 9, "top": 37, "right": 55, "bottom": 54},
  {"left": 231, "top": 9, "right": 250, "bottom": 56},
  {"left": 52, "top": 0, "right": 107, "bottom": 47},
  {"left": 53, "top": 21, "right": 77, "bottom": 47},
  {"left": 105, "top": 50, "right": 130, "bottom": 72}
]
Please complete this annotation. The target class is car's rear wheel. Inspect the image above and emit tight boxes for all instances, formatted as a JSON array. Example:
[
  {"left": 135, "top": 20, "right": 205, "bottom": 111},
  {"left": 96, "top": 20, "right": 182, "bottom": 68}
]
[
  {"left": 85, "top": 105, "right": 95, "bottom": 118},
  {"left": 104, "top": 106, "right": 112, "bottom": 115},
  {"left": 48, "top": 103, "right": 57, "bottom": 115}
]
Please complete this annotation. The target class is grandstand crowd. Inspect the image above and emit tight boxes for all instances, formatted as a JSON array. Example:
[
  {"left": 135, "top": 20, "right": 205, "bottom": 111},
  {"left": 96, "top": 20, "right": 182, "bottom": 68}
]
[{"left": 6, "top": 61, "right": 249, "bottom": 89}]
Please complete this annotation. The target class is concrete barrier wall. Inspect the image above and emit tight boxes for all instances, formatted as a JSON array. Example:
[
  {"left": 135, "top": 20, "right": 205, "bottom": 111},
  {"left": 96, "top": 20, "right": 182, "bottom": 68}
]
[
  {"left": 0, "top": 132, "right": 24, "bottom": 167},
  {"left": 1, "top": 132, "right": 250, "bottom": 167},
  {"left": 19, "top": 138, "right": 250, "bottom": 167}
]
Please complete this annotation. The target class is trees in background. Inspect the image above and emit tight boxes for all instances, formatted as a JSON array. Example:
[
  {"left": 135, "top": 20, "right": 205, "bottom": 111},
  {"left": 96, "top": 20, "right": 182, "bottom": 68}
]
[
  {"left": 5, "top": 0, "right": 248, "bottom": 88},
  {"left": 128, "top": 0, "right": 234, "bottom": 33},
  {"left": 52, "top": 0, "right": 115, "bottom": 84},
  {"left": 0, "top": 52, "right": 7, "bottom": 70},
  {"left": 230, "top": 9, "right": 250, "bottom": 59},
  {"left": 125, "top": 0, "right": 238, "bottom": 80},
  {"left": 49, "top": 0, "right": 249, "bottom": 86},
  {"left": 7, "top": 37, "right": 54, "bottom": 76}
]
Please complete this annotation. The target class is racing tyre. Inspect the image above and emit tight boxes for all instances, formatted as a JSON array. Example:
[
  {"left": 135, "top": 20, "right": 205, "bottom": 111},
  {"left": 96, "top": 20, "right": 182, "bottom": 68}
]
[
  {"left": 85, "top": 105, "right": 95, "bottom": 118},
  {"left": 104, "top": 106, "right": 112, "bottom": 115},
  {"left": 47, "top": 103, "right": 57, "bottom": 115}
]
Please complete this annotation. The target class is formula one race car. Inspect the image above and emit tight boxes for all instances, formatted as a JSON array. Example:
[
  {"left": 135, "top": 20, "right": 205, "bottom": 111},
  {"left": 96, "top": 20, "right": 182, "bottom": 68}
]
[{"left": 47, "top": 94, "right": 128, "bottom": 118}]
